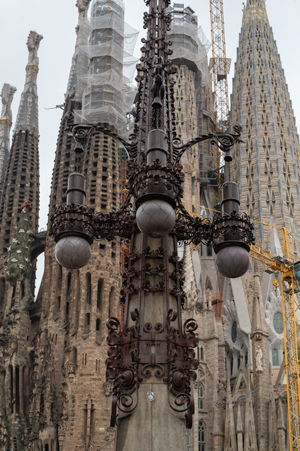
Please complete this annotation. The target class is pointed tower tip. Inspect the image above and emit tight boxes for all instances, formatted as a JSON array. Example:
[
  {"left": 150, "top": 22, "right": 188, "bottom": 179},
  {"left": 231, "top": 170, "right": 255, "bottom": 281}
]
[
  {"left": 14, "top": 31, "right": 43, "bottom": 135},
  {"left": 76, "top": 0, "right": 91, "bottom": 13},
  {"left": 26, "top": 31, "right": 43, "bottom": 52},
  {"left": 246, "top": 0, "right": 266, "bottom": 6},
  {"left": 243, "top": 0, "right": 268, "bottom": 24},
  {"left": 0, "top": 83, "right": 17, "bottom": 185},
  {"left": 1, "top": 84, "right": 17, "bottom": 101},
  {"left": 1, "top": 84, "right": 17, "bottom": 120}
]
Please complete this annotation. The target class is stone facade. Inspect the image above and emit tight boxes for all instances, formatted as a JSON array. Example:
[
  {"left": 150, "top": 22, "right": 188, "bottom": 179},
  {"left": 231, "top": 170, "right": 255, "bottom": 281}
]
[{"left": 0, "top": 1, "right": 295, "bottom": 450}]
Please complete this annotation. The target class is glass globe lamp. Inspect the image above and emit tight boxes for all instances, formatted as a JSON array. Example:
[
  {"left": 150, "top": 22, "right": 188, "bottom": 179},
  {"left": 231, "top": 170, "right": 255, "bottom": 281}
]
[
  {"left": 136, "top": 199, "right": 176, "bottom": 238},
  {"left": 215, "top": 244, "right": 250, "bottom": 279},
  {"left": 55, "top": 235, "right": 91, "bottom": 269}
]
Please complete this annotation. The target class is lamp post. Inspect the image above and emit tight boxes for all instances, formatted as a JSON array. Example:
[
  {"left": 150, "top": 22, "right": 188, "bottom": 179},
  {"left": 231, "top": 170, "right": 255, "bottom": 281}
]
[{"left": 50, "top": 0, "right": 254, "bottom": 446}]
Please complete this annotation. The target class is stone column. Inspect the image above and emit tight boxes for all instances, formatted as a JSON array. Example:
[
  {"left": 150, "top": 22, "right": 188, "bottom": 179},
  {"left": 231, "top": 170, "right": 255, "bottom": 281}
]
[{"left": 251, "top": 274, "right": 270, "bottom": 450}]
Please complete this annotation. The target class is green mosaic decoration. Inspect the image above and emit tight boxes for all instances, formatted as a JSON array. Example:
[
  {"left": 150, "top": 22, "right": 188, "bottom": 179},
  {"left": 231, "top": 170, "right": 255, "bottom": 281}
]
[{"left": 6, "top": 202, "right": 32, "bottom": 286}]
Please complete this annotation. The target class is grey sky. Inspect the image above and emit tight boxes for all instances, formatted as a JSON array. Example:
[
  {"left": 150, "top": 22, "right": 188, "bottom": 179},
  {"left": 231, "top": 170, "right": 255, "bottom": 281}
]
[{"left": 1, "top": 0, "right": 300, "bottom": 292}]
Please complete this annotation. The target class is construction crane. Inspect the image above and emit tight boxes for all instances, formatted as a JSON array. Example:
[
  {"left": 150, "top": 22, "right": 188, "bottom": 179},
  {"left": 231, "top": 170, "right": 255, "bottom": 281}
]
[
  {"left": 182, "top": 200, "right": 300, "bottom": 448},
  {"left": 209, "top": 0, "right": 231, "bottom": 131},
  {"left": 209, "top": 0, "right": 231, "bottom": 202},
  {"left": 250, "top": 236, "right": 300, "bottom": 449}
]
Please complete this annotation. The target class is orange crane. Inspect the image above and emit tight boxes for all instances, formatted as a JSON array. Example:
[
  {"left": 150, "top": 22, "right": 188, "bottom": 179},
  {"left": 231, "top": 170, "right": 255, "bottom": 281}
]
[{"left": 183, "top": 200, "right": 300, "bottom": 448}]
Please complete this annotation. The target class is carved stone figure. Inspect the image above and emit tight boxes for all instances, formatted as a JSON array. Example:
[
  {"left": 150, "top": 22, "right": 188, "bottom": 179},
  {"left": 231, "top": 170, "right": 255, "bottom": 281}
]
[
  {"left": 103, "top": 381, "right": 113, "bottom": 397},
  {"left": 27, "top": 31, "right": 43, "bottom": 67},
  {"left": 255, "top": 346, "right": 263, "bottom": 372},
  {"left": 0, "top": 84, "right": 17, "bottom": 120}
]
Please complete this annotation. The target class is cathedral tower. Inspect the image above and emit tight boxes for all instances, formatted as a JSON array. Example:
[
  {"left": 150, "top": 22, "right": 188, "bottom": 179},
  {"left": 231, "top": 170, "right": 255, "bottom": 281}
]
[
  {"left": 29, "top": 1, "right": 137, "bottom": 450},
  {"left": 231, "top": 0, "right": 300, "bottom": 248},
  {"left": 0, "top": 31, "right": 42, "bottom": 451},
  {"left": 0, "top": 30, "right": 42, "bottom": 323}
]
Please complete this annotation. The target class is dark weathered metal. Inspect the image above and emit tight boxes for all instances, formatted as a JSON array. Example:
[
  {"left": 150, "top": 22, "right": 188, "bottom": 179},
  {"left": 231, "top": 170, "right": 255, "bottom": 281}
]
[{"left": 49, "top": 0, "right": 254, "bottom": 430}]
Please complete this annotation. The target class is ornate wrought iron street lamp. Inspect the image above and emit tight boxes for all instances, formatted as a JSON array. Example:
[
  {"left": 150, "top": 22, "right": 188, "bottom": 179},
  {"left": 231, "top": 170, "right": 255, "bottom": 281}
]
[{"left": 50, "top": 0, "right": 254, "bottom": 429}]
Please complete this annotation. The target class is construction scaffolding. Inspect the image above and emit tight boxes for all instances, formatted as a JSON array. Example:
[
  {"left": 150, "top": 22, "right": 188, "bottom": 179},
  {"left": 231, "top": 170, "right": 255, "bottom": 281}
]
[
  {"left": 167, "top": 3, "right": 211, "bottom": 84},
  {"left": 73, "top": 0, "right": 139, "bottom": 131}
]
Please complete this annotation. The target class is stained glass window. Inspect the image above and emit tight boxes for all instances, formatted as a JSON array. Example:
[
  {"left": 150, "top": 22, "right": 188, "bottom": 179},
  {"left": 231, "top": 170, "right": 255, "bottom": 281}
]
[
  {"left": 272, "top": 349, "right": 279, "bottom": 366},
  {"left": 273, "top": 312, "right": 283, "bottom": 334},
  {"left": 198, "top": 383, "right": 204, "bottom": 410},
  {"left": 231, "top": 321, "right": 237, "bottom": 343},
  {"left": 198, "top": 420, "right": 205, "bottom": 451}
]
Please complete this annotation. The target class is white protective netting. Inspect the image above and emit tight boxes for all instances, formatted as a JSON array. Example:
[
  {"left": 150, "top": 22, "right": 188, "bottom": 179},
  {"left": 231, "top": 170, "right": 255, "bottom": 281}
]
[
  {"left": 73, "top": 5, "right": 139, "bottom": 133},
  {"left": 168, "top": 19, "right": 212, "bottom": 85}
]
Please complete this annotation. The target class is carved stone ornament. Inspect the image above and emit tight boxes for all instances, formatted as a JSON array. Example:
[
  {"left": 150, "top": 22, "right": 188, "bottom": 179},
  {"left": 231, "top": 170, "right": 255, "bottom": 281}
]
[
  {"left": 103, "top": 381, "right": 113, "bottom": 397},
  {"left": 217, "top": 380, "right": 226, "bottom": 392}
]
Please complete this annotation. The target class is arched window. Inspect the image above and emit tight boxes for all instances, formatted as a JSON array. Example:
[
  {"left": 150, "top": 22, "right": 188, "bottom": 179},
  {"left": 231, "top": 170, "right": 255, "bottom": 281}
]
[
  {"left": 231, "top": 321, "right": 238, "bottom": 343},
  {"left": 199, "top": 370, "right": 204, "bottom": 381},
  {"left": 71, "top": 347, "right": 77, "bottom": 365},
  {"left": 15, "top": 366, "right": 20, "bottom": 414},
  {"left": 0, "top": 277, "right": 5, "bottom": 304},
  {"left": 108, "top": 287, "right": 115, "bottom": 317},
  {"left": 23, "top": 366, "right": 29, "bottom": 414},
  {"left": 97, "top": 279, "right": 103, "bottom": 310},
  {"left": 198, "top": 383, "right": 204, "bottom": 410},
  {"left": 186, "top": 429, "right": 191, "bottom": 450},
  {"left": 198, "top": 420, "right": 205, "bottom": 451},
  {"left": 86, "top": 273, "right": 92, "bottom": 304},
  {"left": 206, "top": 244, "right": 213, "bottom": 257},
  {"left": 67, "top": 272, "right": 72, "bottom": 295},
  {"left": 200, "top": 346, "right": 204, "bottom": 361},
  {"left": 272, "top": 349, "right": 279, "bottom": 366},
  {"left": 192, "top": 177, "right": 195, "bottom": 196},
  {"left": 96, "top": 319, "right": 101, "bottom": 331}
]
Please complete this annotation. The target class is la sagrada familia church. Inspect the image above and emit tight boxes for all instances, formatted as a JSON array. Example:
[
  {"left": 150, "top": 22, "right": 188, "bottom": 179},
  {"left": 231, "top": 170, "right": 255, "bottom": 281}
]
[{"left": 0, "top": 0, "right": 299, "bottom": 449}]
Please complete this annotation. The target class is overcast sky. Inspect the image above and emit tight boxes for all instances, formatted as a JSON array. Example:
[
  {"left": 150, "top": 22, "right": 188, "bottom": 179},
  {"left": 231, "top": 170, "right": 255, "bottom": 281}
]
[{"left": 1, "top": 0, "right": 300, "bottom": 292}]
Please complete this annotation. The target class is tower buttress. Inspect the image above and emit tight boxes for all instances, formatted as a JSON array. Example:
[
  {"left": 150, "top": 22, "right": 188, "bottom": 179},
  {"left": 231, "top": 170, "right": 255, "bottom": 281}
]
[
  {"left": 224, "top": 370, "right": 237, "bottom": 451},
  {"left": 250, "top": 274, "right": 270, "bottom": 450}
]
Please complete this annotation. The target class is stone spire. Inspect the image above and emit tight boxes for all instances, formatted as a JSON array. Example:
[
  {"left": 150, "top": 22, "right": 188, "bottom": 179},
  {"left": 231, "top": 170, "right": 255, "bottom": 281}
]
[
  {"left": 65, "top": 0, "right": 91, "bottom": 97},
  {"left": 14, "top": 31, "right": 43, "bottom": 135},
  {"left": 0, "top": 84, "right": 17, "bottom": 185},
  {"left": 0, "top": 31, "right": 41, "bottom": 309},
  {"left": 231, "top": 0, "right": 300, "bottom": 248}
]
